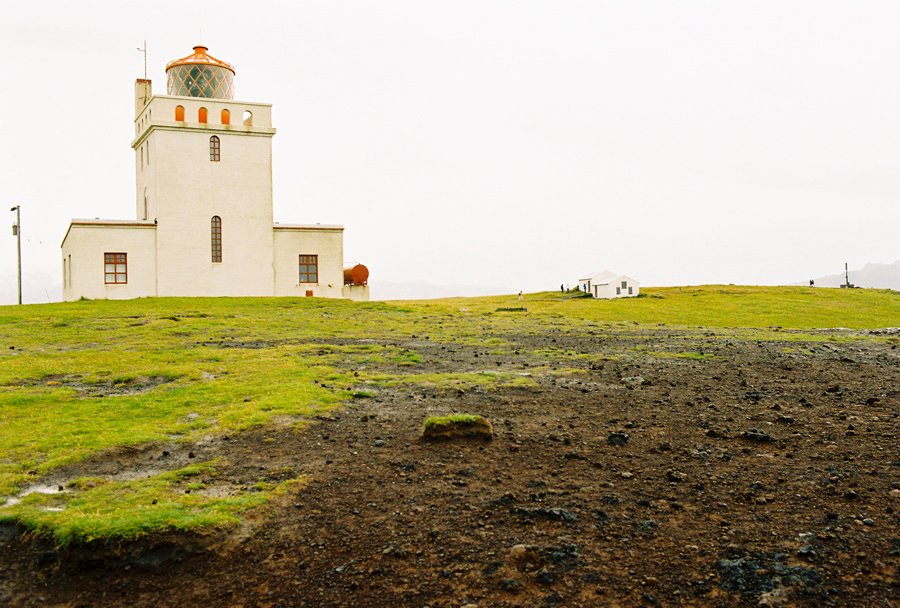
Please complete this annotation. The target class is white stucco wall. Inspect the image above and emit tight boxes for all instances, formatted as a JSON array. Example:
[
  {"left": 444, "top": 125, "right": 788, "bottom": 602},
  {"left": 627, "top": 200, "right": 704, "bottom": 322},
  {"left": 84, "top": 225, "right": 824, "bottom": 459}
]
[
  {"left": 61, "top": 223, "right": 157, "bottom": 301},
  {"left": 593, "top": 276, "right": 640, "bottom": 299},
  {"left": 133, "top": 95, "right": 277, "bottom": 297},
  {"left": 342, "top": 285, "right": 370, "bottom": 301},
  {"left": 273, "top": 226, "right": 344, "bottom": 298}
]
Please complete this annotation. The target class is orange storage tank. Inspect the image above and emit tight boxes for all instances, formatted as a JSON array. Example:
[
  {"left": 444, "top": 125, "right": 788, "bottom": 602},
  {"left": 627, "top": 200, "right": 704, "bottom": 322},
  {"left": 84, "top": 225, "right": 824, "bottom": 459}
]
[{"left": 344, "top": 264, "right": 369, "bottom": 286}]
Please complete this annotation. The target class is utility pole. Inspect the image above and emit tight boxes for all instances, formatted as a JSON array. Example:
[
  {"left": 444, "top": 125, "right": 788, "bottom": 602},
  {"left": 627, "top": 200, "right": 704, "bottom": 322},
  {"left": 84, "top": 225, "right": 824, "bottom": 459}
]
[{"left": 10, "top": 205, "right": 21, "bottom": 305}]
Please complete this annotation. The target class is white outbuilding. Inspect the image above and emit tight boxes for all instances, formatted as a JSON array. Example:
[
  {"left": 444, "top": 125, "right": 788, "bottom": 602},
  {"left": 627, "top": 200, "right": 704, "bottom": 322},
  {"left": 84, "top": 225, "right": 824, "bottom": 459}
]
[
  {"left": 60, "top": 45, "right": 369, "bottom": 302},
  {"left": 578, "top": 271, "right": 640, "bottom": 299}
]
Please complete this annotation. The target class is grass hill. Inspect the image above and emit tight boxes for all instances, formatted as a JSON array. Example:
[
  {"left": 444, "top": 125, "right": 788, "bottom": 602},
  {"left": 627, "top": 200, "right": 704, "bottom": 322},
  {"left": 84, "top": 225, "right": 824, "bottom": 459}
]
[{"left": 0, "top": 286, "right": 897, "bottom": 545}]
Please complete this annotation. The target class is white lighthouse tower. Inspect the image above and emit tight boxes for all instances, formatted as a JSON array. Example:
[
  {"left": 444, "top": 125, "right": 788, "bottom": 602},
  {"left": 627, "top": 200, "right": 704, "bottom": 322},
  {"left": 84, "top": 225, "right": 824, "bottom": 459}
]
[{"left": 61, "top": 45, "right": 369, "bottom": 301}]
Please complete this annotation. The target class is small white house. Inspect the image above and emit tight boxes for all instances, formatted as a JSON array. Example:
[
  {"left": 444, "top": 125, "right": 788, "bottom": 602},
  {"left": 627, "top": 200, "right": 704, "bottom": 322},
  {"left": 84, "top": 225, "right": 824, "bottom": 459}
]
[{"left": 578, "top": 271, "right": 640, "bottom": 299}]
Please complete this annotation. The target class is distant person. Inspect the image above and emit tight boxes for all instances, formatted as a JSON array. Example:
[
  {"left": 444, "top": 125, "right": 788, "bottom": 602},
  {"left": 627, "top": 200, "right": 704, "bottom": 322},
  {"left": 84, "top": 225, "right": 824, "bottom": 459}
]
[
  {"left": 560, "top": 284, "right": 564, "bottom": 293},
  {"left": 809, "top": 279, "right": 815, "bottom": 287},
  {"left": 518, "top": 291, "right": 523, "bottom": 301}
]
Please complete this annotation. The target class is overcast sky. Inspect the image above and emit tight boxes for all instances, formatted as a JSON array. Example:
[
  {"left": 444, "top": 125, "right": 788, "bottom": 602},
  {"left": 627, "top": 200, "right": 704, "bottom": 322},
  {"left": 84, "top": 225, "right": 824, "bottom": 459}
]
[{"left": 1, "top": 1, "right": 898, "bottom": 304}]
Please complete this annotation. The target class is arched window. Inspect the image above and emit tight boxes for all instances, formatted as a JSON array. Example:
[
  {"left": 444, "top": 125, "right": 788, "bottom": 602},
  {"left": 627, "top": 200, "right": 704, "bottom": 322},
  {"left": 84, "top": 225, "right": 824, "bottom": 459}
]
[
  {"left": 199, "top": 107, "right": 208, "bottom": 124},
  {"left": 221, "top": 109, "right": 230, "bottom": 125},
  {"left": 242, "top": 110, "right": 253, "bottom": 126},
  {"left": 175, "top": 105, "right": 185, "bottom": 121},
  {"left": 209, "top": 136, "right": 220, "bottom": 161},
  {"left": 211, "top": 216, "right": 222, "bottom": 263}
]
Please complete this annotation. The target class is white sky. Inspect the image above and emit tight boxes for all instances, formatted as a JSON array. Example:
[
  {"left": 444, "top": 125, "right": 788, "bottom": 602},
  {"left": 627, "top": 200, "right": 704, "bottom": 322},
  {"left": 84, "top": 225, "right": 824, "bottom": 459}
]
[{"left": 1, "top": 1, "right": 898, "bottom": 304}]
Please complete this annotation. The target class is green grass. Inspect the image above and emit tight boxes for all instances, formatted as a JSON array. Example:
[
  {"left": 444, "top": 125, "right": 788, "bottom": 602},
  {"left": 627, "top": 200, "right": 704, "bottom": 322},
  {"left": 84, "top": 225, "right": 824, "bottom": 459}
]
[
  {"left": 429, "top": 286, "right": 899, "bottom": 330},
  {"left": 0, "top": 462, "right": 308, "bottom": 547},
  {"left": 0, "top": 285, "right": 896, "bottom": 544}
]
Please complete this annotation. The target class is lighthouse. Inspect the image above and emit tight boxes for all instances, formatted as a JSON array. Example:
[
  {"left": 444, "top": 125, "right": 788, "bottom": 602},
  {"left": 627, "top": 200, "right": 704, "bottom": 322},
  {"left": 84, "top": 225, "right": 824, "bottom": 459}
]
[{"left": 61, "top": 45, "right": 369, "bottom": 301}]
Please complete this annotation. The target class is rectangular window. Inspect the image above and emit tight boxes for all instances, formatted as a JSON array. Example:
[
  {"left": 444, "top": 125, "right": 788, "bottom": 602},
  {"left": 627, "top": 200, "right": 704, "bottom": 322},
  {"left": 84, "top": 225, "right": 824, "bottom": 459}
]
[
  {"left": 211, "top": 216, "right": 222, "bottom": 263},
  {"left": 621, "top": 280, "right": 627, "bottom": 289},
  {"left": 104, "top": 252, "right": 127, "bottom": 284},
  {"left": 298, "top": 254, "right": 318, "bottom": 283},
  {"left": 616, "top": 287, "right": 621, "bottom": 295},
  {"left": 628, "top": 287, "right": 633, "bottom": 295}
]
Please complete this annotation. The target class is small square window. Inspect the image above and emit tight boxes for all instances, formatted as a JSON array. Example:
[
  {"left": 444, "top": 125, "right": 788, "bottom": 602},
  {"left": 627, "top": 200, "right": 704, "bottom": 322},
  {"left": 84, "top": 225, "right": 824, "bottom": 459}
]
[{"left": 104, "top": 252, "right": 127, "bottom": 284}]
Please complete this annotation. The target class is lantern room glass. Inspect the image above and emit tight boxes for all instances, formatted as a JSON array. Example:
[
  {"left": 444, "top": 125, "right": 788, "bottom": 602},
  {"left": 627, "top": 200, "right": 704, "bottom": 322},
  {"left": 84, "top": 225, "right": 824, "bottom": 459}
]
[{"left": 166, "top": 64, "right": 234, "bottom": 99}]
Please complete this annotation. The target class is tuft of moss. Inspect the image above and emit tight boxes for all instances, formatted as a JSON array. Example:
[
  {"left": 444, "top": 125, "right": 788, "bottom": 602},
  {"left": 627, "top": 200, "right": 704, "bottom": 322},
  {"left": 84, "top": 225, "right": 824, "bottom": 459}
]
[{"left": 422, "top": 414, "right": 493, "bottom": 441}]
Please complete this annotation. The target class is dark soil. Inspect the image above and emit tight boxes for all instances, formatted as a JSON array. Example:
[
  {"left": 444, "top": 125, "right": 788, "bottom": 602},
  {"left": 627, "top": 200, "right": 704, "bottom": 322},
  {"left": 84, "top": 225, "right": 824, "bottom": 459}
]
[{"left": 1, "top": 327, "right": 898, "bottom": 607}]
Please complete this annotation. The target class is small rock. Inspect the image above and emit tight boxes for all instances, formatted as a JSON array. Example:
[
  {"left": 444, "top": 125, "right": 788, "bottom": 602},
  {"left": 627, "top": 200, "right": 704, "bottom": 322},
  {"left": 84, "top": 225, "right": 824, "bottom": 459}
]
[
  {"left": 621, "top": 376, "right": 645, "bottom": 389},
  {"left": 797, "top": 545, "right": 816, "bottom": 558},
  {"left": 620, "top": 471, "right": 634, "bottom": 479},
  {"left": 516, "top": 507, "right": 578, "bottom": 523},
  {"left": 493, "top": 492, "right": 516, "bottom": 506},
  {"left": 637, "top": 519, "right": 658, "bottom": 531},
  {"left": 496, "top": 578, "right": 523, "bottom": 593},
  {"left": 666, "top": 469, "right": 687, "bottom": 482},
  {"left": 740, "top": 429, "right": 774, "bottom": 443},
  {"left": 608, "top": 432, "right": 630, "bottom": 446},
  {"left": 535, "top": 567, "right": 555, "bottom": 585},
  {"left": 382, "top": 543, "right": 408, "bottom": 557},
  {"left": 373, "top": 439, "right": 385, "bottom": 447},
  {"left": 862, "top": 518, "right": 875, "bottom": 526},
  {"left": 507, "top": 544, "right": 542, "bottom": 571},
  {"left": 508, "top": 544, "right": 529, "bottom": 561}
]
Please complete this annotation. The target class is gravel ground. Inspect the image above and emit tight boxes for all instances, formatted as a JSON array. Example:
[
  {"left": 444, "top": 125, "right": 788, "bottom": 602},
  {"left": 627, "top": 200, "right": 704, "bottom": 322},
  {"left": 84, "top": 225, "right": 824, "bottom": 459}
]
[{"left": 1, "top": 326, "right": 897, "bottom": 607}]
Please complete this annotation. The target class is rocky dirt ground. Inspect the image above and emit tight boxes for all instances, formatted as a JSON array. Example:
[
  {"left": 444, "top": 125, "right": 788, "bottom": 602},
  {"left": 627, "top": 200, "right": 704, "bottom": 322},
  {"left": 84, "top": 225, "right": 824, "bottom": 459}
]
[{"left": 1, "top": 326, "right": 897, "bottom": 607}]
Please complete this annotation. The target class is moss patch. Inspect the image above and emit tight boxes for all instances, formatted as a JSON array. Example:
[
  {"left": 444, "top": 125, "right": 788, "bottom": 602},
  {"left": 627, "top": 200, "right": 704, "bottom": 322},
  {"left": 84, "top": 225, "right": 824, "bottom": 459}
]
[{"left": 421, "top": 414, "right": 494, "bottom": 441}]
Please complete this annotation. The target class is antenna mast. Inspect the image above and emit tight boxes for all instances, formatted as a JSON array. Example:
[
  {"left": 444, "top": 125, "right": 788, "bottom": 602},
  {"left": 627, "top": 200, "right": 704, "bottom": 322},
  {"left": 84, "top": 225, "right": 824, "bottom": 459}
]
[{"left": 137, "top": 40, "right": 147, "bottom": 79}]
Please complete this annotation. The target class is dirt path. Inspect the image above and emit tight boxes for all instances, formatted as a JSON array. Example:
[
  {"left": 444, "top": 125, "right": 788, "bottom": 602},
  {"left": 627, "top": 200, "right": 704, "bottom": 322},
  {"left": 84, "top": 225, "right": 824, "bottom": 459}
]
[{"left": 1, "top": 328, "right": 897, "bottom": 607}]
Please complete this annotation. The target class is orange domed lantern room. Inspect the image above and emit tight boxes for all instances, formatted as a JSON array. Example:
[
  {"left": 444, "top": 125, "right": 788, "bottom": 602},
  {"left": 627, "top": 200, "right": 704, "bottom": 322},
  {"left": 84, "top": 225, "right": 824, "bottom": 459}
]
[{"left": 165, "top": 45, "right": 235, "bottom": 99}]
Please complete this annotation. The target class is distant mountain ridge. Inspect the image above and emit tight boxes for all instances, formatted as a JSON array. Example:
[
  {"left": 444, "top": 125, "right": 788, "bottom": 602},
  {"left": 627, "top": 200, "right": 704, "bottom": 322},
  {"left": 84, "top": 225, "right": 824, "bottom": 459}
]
[
  {"left": 370, "top": 280, "right": 516, "bottom": 301},
  {"left": 803, "top": 260, "right": 900, "bottom": 290}
]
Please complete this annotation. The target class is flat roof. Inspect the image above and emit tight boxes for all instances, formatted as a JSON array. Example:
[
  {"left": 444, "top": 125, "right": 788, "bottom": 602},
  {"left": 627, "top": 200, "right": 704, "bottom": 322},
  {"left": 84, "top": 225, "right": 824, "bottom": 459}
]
[
  {"left": 273, "top": 223, "right": 343, "bottom": 231},
  {"left": 62, "top": 219, "right": 157, "bottom": 247},
  {"left": 70, "top": 219, "right": 157, "bottom": 227}
]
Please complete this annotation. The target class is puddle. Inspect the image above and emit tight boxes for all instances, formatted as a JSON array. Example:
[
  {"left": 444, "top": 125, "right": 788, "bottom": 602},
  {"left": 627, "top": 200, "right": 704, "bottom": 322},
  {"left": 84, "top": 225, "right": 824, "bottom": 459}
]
[
  {"left": 2, "top": 484, "right": 65, "bottom": 507},
  {"left": 13, "top": 374, "right": 177, "bottom": 397}
]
